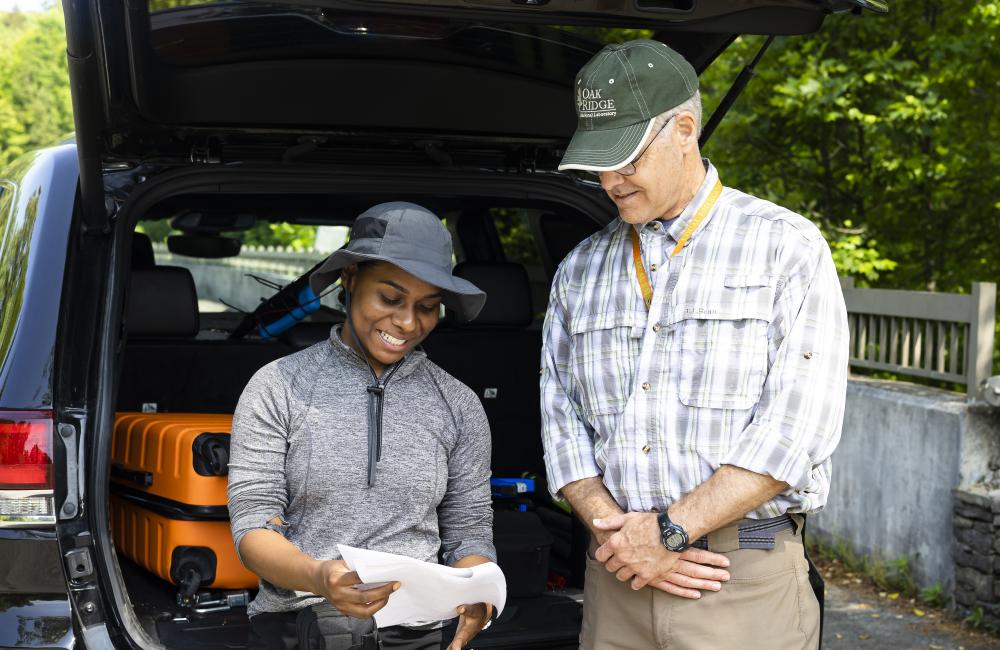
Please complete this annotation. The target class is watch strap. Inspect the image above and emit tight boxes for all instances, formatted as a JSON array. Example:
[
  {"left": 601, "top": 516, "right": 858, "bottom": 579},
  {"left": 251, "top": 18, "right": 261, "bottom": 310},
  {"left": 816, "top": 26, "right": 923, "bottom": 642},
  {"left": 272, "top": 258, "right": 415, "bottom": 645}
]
[{"left": 657, "top": 510, "right": 690, "bottom": 552}]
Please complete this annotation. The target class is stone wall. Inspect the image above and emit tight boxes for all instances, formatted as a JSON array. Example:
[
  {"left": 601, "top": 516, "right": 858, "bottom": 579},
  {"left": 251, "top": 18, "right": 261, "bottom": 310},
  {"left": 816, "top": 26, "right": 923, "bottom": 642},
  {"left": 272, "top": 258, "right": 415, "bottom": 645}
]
[
  {"left": 812, "top": 377, "right": 1000, "bottom": 593},
  {"left": 953, "top": 487, "right": 1000, "bottom": 624}
]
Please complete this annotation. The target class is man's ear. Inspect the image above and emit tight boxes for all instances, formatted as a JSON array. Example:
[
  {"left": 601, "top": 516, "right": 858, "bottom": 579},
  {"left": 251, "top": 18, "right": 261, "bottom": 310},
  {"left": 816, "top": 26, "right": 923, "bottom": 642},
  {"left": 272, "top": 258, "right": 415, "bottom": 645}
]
[{"left": 673, "top": 112, "right": 699, "bottom": 151}]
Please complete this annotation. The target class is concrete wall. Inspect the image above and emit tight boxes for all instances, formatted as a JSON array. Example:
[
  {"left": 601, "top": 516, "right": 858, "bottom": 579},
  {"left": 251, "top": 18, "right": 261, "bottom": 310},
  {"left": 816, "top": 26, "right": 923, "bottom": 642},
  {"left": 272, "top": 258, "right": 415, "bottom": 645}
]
[
  {"left": 153, "top": 248, "right": 336, "bottom": 313},
  {"left": 812, "top": 377, "right": 1000, "bottom": 591}
]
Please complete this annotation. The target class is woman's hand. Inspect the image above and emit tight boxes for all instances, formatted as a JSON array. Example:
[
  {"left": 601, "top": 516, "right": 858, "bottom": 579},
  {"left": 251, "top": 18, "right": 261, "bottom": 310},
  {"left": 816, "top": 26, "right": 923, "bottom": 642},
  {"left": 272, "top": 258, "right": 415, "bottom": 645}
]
[
  {"left": 311, "top": 559, "right": 399, "bottom": 619},
  {"left": 447, "top": 602, "right": 493, "bottom": 650}
]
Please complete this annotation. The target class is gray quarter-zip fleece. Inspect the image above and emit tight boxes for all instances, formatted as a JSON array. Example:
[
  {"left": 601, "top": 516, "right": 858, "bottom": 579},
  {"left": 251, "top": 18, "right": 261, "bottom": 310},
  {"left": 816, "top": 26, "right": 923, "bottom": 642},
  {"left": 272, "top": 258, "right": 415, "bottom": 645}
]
[{"left": 228, "top": 325, "right": 495, "bottom": 618}]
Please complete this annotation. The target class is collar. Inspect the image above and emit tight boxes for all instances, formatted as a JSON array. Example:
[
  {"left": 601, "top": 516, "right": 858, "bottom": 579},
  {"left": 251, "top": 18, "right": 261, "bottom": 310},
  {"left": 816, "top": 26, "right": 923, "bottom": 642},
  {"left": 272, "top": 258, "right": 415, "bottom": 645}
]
[
  {"left": 631, "top": 158, "right": 722, "bottom": 247},
  {"left": 327, "top": 323, "right": 426, "bottom": 381}
]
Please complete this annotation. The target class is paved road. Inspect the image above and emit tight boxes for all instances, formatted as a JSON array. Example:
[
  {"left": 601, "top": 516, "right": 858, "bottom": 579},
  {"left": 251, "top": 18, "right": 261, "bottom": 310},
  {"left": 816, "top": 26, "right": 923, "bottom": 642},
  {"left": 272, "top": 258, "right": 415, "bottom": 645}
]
[{"left": 823, "top": 580, "right": 999, "bottom": 649}]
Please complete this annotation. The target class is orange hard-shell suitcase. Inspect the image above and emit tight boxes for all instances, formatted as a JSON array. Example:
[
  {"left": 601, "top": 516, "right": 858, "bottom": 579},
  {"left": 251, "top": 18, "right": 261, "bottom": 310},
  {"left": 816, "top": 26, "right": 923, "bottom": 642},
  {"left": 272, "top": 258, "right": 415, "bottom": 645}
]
[{"left": 110, "top": 413, "right": 257, "bottom": 596}]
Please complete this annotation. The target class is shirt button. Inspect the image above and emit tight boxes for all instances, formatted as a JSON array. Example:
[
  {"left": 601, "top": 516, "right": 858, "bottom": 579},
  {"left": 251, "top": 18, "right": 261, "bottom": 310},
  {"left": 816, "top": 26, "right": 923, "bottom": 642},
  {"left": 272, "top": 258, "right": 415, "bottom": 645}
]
[
  {"left": 803, "top": 352, "right": 814, "bottom": 359},
  {"left": 642, "top": 444, "right": 651, "bottom": 455},
  {"left": 650, "top": 263, "right": 658, "bottom": 272},
  {"left": 651, "top": 222, "right": 662, "bottom": 231},
  {"left": 652, "top": 323, "right": 661, "bottom": 333},
  {"left": 641, "top": 382, "right": 651, "bottom": 391}
]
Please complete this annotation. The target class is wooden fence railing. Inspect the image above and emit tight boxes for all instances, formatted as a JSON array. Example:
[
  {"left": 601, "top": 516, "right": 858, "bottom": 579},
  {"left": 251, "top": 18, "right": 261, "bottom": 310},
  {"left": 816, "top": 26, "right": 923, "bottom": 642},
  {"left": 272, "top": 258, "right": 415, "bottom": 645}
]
[{"left": 841, "top": 277, "right": 996, "bottom": 396}]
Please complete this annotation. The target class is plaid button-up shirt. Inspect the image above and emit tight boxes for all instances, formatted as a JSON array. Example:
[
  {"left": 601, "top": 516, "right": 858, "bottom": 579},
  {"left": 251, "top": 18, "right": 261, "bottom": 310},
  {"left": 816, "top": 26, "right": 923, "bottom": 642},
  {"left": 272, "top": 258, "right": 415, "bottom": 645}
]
[{"left": 540, "top": 161, "right": 849, "bottom": 518}]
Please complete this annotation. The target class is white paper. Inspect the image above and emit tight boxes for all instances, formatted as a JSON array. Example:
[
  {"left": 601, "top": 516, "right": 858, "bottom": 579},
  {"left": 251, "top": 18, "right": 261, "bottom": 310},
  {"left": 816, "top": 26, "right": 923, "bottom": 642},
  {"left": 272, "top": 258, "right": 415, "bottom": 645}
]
[{"left": 338, "top": 544, "right": 507, "bottom": 628}]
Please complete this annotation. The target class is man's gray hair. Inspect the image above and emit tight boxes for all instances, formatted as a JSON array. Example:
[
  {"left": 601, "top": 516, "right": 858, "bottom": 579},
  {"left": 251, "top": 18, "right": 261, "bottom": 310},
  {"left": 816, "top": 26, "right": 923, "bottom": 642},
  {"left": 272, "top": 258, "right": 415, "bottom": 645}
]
[{"left": 651, "top": 90, "right": 702, "bottom": 139}]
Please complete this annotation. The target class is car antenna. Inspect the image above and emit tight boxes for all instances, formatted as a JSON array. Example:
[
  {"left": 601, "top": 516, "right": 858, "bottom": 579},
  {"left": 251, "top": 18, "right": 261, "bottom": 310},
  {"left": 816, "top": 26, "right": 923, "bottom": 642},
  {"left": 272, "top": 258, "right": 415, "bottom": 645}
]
[{"left": 698, "top": 35, "right": 776, "bottom": 148}]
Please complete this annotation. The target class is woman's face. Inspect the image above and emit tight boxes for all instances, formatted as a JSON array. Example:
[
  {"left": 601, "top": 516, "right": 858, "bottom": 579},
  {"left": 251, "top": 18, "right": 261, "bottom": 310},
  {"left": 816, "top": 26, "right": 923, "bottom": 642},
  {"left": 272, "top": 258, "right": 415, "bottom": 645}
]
[{"left": 341, "top": 262, "right": 443, "bottom": 374}]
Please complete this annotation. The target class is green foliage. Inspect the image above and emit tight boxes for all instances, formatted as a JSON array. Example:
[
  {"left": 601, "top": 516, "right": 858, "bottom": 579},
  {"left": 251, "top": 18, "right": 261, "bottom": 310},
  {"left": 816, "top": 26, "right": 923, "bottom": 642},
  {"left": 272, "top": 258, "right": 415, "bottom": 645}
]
[
  {"left": 492, "top": 208, "right": 543, "bottom": 267},
  {"left": 148, "top": 0, "right": 218, "bottom": 12},
  {"left": 137, "top": 220, "right": 318, "bottom": 250},
  {"left": 810, "top": 536, "right": 919, "bottom": 597},
  {"left": 241, "top": 222, "right": 317, "bottom": 251},
  {"left": 919, "top": 582, "right": 946, "bottom": 608},
  {"left": 699, "top": 2, "right": 999, "bottom": 294},
  {"left": 135, "top": 221, "right": 174, "bottom": 244},
  {"left": 965, "top": 606, "right": 985, "bottom": 628},
  {"left": 0, "top": 10, "right": 73, "bottom": 168},
  {"left": 826, "top": 221, "right": 897, "bottom": 287}
]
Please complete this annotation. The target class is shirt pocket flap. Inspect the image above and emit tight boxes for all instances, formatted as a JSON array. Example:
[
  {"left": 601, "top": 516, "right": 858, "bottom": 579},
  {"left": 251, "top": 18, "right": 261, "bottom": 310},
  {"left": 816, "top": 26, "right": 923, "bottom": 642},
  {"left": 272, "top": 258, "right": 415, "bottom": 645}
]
[
  {"left": 724, "top": 273, "right": 775, "bottom": 288},
  {"left": 666, "top": 277, "right": 776, "bottom": 327},
  {"left": 569, "top": 310, "right": 647, "bottom": 337}
]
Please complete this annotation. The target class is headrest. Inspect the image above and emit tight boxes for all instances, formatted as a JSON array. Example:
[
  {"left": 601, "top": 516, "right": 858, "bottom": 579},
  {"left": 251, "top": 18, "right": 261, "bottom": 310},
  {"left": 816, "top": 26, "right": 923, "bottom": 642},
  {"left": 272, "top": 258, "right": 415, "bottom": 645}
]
[
  {"left": 452, "top": 262, "right": 532, "bottom": 327},
  {"left": 132, "top": 232, "right": 156, "bottom": 268},
  {"left": 126, "top": 267, "right": 199, "bottom": 338}
]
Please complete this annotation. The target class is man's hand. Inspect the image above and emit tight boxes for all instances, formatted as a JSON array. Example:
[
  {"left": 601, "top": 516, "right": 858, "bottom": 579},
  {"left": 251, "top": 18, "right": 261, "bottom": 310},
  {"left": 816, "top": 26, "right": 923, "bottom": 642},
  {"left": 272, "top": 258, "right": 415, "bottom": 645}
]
[
  {"left": 310, "top": 559, "right": 399, "bottom": 619},
  {"left": 447, "top": 602, "right": 493, "bottom": 650},
  {"left": 650, "top": 548, "right": 731, "bottom": 599},
  {"left": 594, "top": 512, "right": 679, "bottom": 590},
  {"left": 593, "top": 513, "right": 730, "bottom": 595}
]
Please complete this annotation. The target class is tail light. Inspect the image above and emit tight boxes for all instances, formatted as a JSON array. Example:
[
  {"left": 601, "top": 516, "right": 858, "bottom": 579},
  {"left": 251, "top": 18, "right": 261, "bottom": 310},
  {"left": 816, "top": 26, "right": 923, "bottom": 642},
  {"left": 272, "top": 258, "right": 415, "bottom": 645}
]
[{"left": 0, "top": 411, "right": 56, "bottom": 526}]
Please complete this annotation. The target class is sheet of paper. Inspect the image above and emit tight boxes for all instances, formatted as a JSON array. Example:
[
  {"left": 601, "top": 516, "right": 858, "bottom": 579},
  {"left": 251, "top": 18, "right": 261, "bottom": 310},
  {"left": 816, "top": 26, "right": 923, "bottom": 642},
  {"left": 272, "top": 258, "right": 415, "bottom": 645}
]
[{"left": 338, "top": 544, "right": 507, "bottom": 628}]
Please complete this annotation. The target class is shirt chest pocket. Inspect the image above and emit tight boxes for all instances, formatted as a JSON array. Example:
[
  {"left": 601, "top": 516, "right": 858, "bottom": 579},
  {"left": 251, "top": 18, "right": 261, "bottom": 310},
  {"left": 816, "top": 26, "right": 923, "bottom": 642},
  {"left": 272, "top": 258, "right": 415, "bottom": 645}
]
[
  {"left": 568, "top": 310, "right": 646, "bottom": 418},
  {"left": 667, "top": 274, "right": 775, "bottom": 411}
]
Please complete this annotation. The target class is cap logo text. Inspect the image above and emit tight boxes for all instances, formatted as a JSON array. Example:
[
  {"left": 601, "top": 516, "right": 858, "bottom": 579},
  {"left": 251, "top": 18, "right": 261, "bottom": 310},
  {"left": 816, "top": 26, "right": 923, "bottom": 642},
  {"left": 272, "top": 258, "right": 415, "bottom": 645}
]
[{"left": 577, "top": 87, "right": 616, "bottom": 119}]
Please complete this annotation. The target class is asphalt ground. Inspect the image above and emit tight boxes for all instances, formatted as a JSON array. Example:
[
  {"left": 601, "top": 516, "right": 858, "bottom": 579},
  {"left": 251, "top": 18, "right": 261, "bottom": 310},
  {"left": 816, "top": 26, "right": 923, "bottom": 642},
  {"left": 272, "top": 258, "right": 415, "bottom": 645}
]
[{"left": 820, "top": 559, "right": 999, "bottom": 649}]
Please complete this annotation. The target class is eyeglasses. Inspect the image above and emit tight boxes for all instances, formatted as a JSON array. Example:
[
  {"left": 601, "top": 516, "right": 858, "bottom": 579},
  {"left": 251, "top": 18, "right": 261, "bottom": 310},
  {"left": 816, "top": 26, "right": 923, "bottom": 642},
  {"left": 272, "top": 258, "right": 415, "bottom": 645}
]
[{"left": 586, "top": 114, "right": 675, "bottom": 178}]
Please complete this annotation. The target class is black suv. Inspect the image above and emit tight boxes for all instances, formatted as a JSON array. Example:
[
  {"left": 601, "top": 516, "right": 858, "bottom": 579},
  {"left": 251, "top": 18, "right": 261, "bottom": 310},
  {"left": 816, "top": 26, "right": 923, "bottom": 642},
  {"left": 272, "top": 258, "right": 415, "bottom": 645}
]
[{"left": 0, "top": 2, "right": 883, "bottom": 648}]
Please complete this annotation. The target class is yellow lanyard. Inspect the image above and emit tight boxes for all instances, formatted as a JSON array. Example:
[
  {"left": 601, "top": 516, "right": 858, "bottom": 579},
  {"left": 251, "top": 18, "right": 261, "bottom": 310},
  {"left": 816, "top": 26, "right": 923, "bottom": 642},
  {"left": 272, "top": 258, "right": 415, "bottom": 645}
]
[{"left": 631, "top": 178, "right": 724, "bottom": 311}]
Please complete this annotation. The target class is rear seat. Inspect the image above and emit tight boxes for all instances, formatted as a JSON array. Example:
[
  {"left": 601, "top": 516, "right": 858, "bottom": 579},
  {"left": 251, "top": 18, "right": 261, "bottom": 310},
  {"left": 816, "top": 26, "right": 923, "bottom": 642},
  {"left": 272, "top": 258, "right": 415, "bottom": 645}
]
[
  {"left": 119, "top": 243, "right": 545, "bottom": 463},
  {"left": 422, "top": 262, "right": 545, "bottom": 477},
  {"left": 117, "top": 264, "right": 293, "bottom": 413}
]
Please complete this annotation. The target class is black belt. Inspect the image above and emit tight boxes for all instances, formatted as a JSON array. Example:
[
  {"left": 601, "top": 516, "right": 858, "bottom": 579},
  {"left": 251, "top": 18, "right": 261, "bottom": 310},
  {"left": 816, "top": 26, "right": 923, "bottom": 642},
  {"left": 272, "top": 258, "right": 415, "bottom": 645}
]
[{"left": 690, "top": 514, "right": 796, "bottom": 551}]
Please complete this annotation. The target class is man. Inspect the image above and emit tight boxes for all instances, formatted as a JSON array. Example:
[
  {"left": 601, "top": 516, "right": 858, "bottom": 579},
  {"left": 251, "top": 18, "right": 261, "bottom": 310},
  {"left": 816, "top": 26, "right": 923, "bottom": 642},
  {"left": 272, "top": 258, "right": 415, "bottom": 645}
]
[{"left": 540, "top": 39, "right": 849, "bottom": 649}]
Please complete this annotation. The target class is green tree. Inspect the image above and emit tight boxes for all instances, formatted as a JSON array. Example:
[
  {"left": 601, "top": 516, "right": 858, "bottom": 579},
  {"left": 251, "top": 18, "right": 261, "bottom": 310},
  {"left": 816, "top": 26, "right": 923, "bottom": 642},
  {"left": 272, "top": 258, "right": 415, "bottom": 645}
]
[
  {"left": 0, "top": 10, "right": 73, "bottom": 167},
  {"left": 699, "top": 2, "right": 999, "bottom": 293},
  {"left": 241, "top": 222, "right": 317, "bottom": 250}
]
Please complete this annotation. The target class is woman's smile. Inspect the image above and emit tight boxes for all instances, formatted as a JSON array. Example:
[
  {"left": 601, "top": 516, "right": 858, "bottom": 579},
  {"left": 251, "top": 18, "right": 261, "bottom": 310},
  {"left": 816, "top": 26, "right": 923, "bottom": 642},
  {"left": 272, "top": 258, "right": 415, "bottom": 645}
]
[{"left": 377, "top": 329, "right": 409, "bottom": 351}]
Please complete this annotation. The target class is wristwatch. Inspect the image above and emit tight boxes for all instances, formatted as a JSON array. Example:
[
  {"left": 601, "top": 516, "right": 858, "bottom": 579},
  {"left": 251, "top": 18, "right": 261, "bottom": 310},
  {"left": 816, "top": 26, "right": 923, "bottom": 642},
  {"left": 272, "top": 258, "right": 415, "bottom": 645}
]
[{"left": 657, "top": 511, "right": 690, "bottom": 552}]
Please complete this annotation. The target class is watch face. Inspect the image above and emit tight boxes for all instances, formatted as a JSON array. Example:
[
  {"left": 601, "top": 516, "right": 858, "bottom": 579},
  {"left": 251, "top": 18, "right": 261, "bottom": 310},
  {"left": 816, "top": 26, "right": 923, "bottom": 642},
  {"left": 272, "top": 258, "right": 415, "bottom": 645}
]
[{"left": 666, "top": 532, "right": 685, "bottom": 549}]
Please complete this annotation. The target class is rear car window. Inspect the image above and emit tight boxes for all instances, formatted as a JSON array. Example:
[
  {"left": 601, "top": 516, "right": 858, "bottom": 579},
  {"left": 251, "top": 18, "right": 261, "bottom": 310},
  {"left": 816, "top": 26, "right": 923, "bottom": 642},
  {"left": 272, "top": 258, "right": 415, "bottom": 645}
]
[
  {"left": 490, "top": 208, "right": 549, "bottom": 321},
  {"left": 141, "top": 223, "right": 348, "bottom": 313}
]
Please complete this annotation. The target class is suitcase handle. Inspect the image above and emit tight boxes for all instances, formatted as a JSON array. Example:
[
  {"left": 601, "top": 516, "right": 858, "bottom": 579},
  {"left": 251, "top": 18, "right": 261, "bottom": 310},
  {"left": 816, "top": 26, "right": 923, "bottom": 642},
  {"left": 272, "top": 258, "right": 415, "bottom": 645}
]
[{"left": 111, "top": 463, "right": 153, "bottom": 487}]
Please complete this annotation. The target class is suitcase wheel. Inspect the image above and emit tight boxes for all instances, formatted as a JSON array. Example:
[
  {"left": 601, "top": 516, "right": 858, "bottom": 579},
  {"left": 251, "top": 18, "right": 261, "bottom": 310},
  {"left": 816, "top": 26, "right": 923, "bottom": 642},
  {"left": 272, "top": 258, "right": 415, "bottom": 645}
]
[
  {"left": 171, "top": 546, "right": 218, "bottom": 601},
  {"left": 192, "top": 433, "right": 231, "bottom": 477}
]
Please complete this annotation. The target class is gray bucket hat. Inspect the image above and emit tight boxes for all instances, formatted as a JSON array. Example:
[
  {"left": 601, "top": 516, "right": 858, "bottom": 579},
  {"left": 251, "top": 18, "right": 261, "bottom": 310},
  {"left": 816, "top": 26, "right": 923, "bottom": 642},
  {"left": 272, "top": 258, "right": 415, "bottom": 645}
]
[{"left": 309, "top": 202, "right": 487, "bottom": 321}]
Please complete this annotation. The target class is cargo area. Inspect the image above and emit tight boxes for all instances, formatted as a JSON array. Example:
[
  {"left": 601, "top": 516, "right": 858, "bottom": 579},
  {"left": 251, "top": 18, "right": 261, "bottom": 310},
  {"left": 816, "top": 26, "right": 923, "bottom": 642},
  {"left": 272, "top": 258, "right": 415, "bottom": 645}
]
[{"left": 104, "top": 189, "right": 605, "bottom": 649}]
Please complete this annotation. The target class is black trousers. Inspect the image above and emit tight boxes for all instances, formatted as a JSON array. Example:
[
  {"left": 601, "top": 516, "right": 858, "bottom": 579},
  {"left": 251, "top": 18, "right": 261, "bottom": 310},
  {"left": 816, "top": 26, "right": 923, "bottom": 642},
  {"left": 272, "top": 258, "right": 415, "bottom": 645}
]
[{"left": 248, "top": 610, "right": 453, "bottom": 650}]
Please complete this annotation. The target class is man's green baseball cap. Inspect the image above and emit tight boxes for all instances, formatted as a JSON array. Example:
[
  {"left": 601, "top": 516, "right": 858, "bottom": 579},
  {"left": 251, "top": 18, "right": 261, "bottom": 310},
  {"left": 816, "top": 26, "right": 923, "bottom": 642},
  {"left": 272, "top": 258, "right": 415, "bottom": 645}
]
[{"left": 558, "top": 39, "right": 698, "bottom": 172}]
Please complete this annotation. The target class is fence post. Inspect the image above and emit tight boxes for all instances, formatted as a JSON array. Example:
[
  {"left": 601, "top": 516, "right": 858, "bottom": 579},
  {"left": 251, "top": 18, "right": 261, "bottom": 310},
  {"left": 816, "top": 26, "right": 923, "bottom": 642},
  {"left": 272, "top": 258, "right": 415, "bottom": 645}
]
[
  {"left": 839, "top": 276, "right": 856, "bottom": 291},
  {"left": 968, "top": 282, "right": 997, "bottom": 398}
]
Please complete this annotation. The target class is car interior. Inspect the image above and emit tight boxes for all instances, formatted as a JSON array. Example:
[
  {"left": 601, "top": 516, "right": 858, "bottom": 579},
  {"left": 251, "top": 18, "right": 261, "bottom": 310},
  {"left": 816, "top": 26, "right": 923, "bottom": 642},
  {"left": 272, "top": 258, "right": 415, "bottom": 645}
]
[{"left": 107, "top": 190, "right": 605, "bottom": 648}]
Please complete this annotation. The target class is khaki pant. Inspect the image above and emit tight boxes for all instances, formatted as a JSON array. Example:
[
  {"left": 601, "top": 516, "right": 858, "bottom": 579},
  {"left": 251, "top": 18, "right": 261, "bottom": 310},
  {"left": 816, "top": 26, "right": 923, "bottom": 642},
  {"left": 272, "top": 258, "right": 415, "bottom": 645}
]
[{"left": 580, "top": 523, "right": 820, "bottom": 650}]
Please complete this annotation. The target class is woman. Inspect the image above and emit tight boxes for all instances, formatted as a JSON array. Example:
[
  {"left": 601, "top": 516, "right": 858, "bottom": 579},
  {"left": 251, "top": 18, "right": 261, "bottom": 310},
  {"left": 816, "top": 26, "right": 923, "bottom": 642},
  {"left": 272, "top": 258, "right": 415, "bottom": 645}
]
[{"left": 228, "top": 202, "right": 496, "bottom": 650}]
